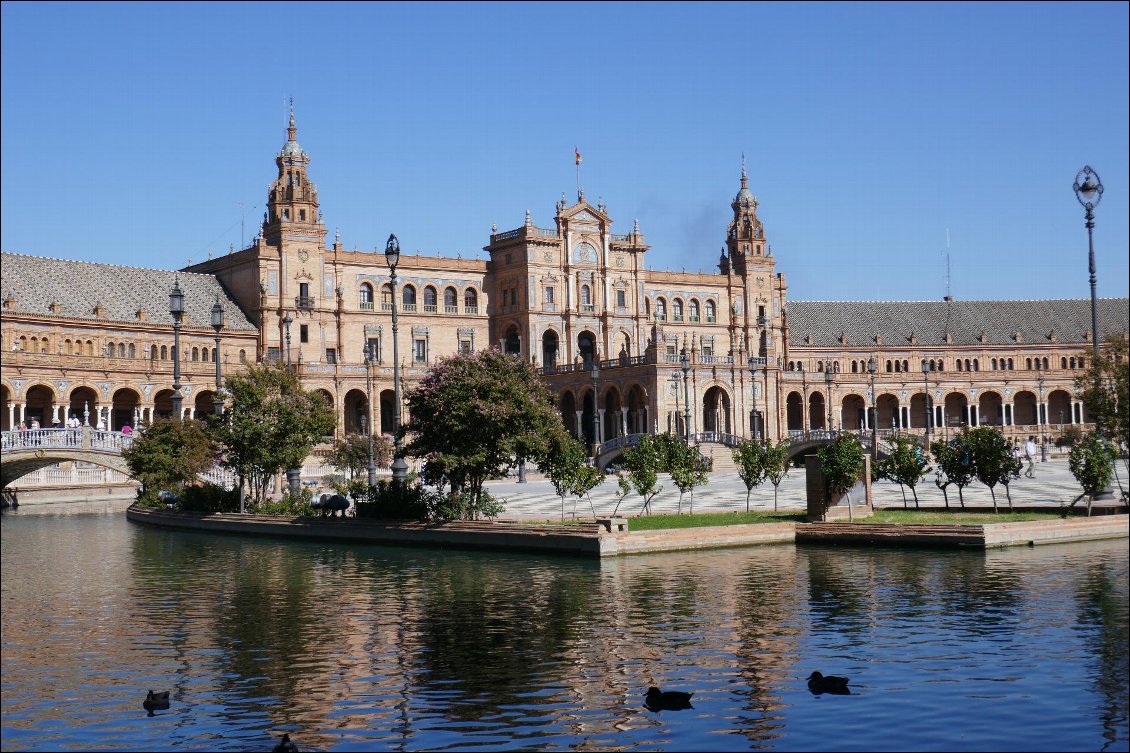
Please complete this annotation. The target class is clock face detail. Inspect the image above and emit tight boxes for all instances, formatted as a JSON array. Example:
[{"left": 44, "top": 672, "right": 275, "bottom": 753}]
[{"left": 297, "top": 249, "right": 309, "bottom": 262}]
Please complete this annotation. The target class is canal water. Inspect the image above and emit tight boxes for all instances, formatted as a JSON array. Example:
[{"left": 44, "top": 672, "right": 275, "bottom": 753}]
[{"left": 1, "top": 510, "right": 1126, "bottom": 752}]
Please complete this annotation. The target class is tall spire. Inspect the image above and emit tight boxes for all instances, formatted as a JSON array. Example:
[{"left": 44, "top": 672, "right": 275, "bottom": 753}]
[
  {"left": 741, "top": 152, "right": 747, "bottom": 185},
  {"left": 287, "top": 97, "right": 297, "bottom": 142}
]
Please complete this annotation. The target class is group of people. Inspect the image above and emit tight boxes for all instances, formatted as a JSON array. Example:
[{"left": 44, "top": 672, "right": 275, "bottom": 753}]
[{"left": 10, "top": 416, "right": 144, "bottom": 434}]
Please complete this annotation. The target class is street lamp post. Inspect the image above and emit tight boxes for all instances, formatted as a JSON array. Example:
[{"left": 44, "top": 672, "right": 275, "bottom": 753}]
[
  {"left": 823, "top": 368, "right": 835, "bottom": 433},
  {"left": 169, "top": 278, "right": 185, "bottom": 420},
  {"left": 680, "top": 348, "right": 692, "bottom": 444},
  {"left": 282, "top": 311, "right": 293, "bottom": 366},
  {"left": 364, "top": 342, "right": 377, "bottom": 488},
  {"left": 1073, "top": 166, "right": 1104, "bottom": 361},
  {"left": 210, "top": 297, "right": 225, "bottom": 417},
  {"left": 748, "top": 357, "right": 766, "bottom": 439},
  {"left": 867, "top": 356, "right": 878, "bottom": 461},
  {"left": 385, "top": 234, "right": 409, "bottom": 485},
  {"left": 1036, "top": 372, "right": 1047, "bottom": 463},
  {"left": 799, "top": 362, "right": 807, "bottom": 433},
  {"left": 590, "top": 354, "right": 601, "bottom": 459},
  {"left": 922, "top": 361, "right": 932, "bottom": 449}
]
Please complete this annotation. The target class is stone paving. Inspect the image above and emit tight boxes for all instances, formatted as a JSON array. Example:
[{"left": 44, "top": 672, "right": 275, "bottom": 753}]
[{"left": 484, "top": 457, "right": 1128, "bottom": 521}]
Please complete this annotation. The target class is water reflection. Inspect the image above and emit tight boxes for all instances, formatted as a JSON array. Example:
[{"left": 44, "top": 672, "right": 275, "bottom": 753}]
[{"left": 1, "top": 512, "right": 1127, "bottom": 752}]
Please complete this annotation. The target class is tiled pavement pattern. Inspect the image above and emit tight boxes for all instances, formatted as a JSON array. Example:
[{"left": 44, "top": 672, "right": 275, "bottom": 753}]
[{"left": 485, "top": 457, "right": 1125, "bottom": 521}]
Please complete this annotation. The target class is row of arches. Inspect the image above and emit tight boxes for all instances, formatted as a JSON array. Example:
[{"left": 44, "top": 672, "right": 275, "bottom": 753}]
[
  {"left": 647, "top": 297, "right": 717, "bottom": 323},
  {"left": 784, "top": 388, "right": 1083, "bottom": 431},
  {"left": 13, "top": 334, "right": 237, "bottom": 363},
  {"left": 1, "top": 383, "right": 224, "bottom": 431},
  {"left": 359, "top": 282, "right": 480, "bottom": 313}
]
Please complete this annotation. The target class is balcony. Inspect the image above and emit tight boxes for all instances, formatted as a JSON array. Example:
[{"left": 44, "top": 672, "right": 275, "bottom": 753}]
[
  {"left": 359, "top": 301, "right": 374, "bottom": 311},
  {"left": 580, "top": 304, "right": 596, "bottom": 314},
  {"left": 424, "top": 304, "right": 438, "bottom": 313},
  {"left": 295, "top": 296, "right": 316, "bottom": 310},
  {"left": 445, "top": 305, "right": 458, "bottom": 314},
  {"left": 465, "top": 305, "right": 479, "bottom": 314}
]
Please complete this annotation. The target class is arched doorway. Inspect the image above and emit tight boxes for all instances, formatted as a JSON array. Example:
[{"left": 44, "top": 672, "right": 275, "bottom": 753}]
[
  {"left": 841, "top": 394, "right": 866, "bottom": 431},
  {"left": 582, "top": 388, "right": 597, "bottom": 448},
  {"left": 559, "top": 391, "right": 578, "bottom": 438},
  {"left": 979, "top": 391, "right": 1003, "bottom": 426},
  {"left": 112, "top": 388, "right": 141, "bottom": 430},
  {"left": 1048, "top": 389, "right": 1073, "bottom": 427},
  {"left": 153, "top": 389, "right": 174, "bottom": 420},
  {"left": 542, "top": 330, "right": 559, "bottom": 369},
  {"left": 577, "top": 331, "right": 596, "bottom": 365},
  {"left": 24, "top": 384, "right": 56, "bottom": 427},
  {"left": 343, "top": 388, "right": 367, "bottom": 435},
  {"left": 1014, "top": 391, "right": 1037, "bottom": 426},
  {"left": 702, "top": 386, "right": 731, "bottom": 434},
  {"left": 1, "top": 384, "right": 10, "bottom": 430},
  {"left": 943, "top": 393, "right": 969, "bottom": 431},
  {"left": 503, "top": 325, "right": 521, "bottom": 356},
  {"left": 809, "top": 391, "right": 827, "bottom": 430},
  {"left": 786, "top": 391, "right": 804, "bottom": 432},
  {"left": 379, "top": 389, "right": 396, "bottom": 435},
  {"left": 601, "top": 386, "right": 623, "bottom": 439},
  {"left": 194, "top": 390, "right": 217, "bottom": 419},
  {"left": 910, "top": 393, "right": 929, "bottom": 429},
  {"left": 68, "top": 386, "right": 100, "bottom": 426},
  {"left": 626, "top": 384, "right": 648, "bottom": 434},
  {"left": 876, "top": 393, "right": 900, "bottom": 430}
]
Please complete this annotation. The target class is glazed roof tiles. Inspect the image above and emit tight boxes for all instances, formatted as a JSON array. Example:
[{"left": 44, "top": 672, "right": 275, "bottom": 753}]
[
  {"left": 786, "top": 298, "right": 1129, "bottom": 348},
  {"left": 0, "top": 252, "right": 257, "bottom": 330}
]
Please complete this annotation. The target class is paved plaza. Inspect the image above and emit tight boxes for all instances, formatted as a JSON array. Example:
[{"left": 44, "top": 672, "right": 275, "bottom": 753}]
[{"left": 484, "top": 457, "right": 1126, "bottom": 521}]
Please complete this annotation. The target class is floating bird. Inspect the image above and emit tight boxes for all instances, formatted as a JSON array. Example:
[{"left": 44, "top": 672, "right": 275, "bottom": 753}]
[
  {"left": 644, "top": 686, "right": 694, "bottom": 711},
  {"left": 807, "top": 671, "right": 851, "bottom": 695},
  {"left": 272, "top": 733, "right": 299, "bottom": 753},
  {"left": 143, "top": 690, "right": 170, "bottom": 715}
]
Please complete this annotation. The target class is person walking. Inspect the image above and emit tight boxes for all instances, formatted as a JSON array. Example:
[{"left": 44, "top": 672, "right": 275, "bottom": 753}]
[{"left": 1024, "top": 436, "right": 1037, "bottom": 478}]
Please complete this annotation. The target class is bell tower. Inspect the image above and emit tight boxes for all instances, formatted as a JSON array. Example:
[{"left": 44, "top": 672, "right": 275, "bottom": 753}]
[
  {"left": 724, "top": 156, "right": 769, "bottom": 277},
  {"left": 263, "top": 100, "right": 324, "bottom": 246}
]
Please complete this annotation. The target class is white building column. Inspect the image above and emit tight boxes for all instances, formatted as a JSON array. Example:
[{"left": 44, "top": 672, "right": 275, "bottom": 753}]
[
  {"left": 597, "top": 409, "right": 606, "bottom": 444},
  {"left": 7, "top": 401, "right": 14, "bottom": 429},
  {"left": 620, "top": 410, "right": 628, "bottom": 437},
  {"left": 18, "top": 402, "right": 26, "bottom": 424},
  {"left": 970, "top": 404, "right": 979, "bottom": 426},
  {"left": 51, "top": 404, "right": 61, "bottom": 424},
  {"left": 574, "top": 411, "right": 583, "bottom": 438},
  {"left": 1008, "top": 401, "right": 1016, "bottom": 426}
]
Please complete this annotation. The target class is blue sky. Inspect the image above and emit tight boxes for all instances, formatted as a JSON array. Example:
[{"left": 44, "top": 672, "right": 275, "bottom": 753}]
[{"left": 2, "top": 1, "right": 1127, "bottom": 302}]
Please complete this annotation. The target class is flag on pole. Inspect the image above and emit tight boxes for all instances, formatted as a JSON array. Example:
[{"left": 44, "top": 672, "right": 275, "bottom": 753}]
[{"left": 575, "top": 147, "right": 582, "bottom": 166}]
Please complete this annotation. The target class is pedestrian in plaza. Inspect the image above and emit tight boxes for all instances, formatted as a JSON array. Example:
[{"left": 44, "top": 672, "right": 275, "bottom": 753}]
[
  {"left": 1024, "top": 436, "right": 1037, "bottom": 478},
  {"left": 121, "top": 423, "right": 132, "bottom": 436},
  {"left": 96, "top": 417, "right": 106, "bottom": 431}
]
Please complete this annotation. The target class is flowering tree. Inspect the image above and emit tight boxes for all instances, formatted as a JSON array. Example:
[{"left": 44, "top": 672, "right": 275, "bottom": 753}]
[{"left": 402, "top": 350, "right": 569, "bottom": 511}]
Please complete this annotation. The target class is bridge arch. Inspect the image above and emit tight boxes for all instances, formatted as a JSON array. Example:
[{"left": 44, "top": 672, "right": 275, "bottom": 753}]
[{"left": 24, "top": 383, "right": 59, "bottom": 426}]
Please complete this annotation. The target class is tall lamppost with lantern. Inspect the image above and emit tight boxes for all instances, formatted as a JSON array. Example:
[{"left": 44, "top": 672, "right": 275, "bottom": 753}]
[{"left": 385, "top": 234, "right": 409, "bottom": 485}]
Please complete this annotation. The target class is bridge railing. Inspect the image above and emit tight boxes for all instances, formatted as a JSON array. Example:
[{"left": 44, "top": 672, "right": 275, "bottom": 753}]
[{"left": 1, "top": 428, "right": 133, "bottom": 452}]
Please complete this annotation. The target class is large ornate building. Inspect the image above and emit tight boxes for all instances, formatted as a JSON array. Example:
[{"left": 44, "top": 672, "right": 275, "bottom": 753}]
[{"left": 3, "top": 111, "right": 1127, "bottom": 465}]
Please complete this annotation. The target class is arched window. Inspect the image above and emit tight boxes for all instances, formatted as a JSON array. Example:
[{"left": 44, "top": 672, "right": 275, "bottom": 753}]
[
  {"left": 1061, "top": 356, "right": 1067, "bottom": 369},
  {"left": 381, "top": 284, "right": 393, "bottom": 309},
  {"left": 160, "top": 345, "right": 168, "bottom": 360},
  {"left": 192, "top": 347, "right": 199, "bottom": 361},
  {"left": 672, "top": 299, "right": 683, "bottom": 321},
  {"left": 1042, "top": 357, "right": 1049, "bottom": 370},
  {"left": 1079, "top": 358, "right": 1085, "bottom": 369},
  {"left": 644, "top": 298, "right": 651, "bottom": 318},
  {"left": 128, "top": 343, "right": 136, "bottom": 358},
  {"left": 116, "top": 343, "right": 124, "bottom": 358},
  {"left": 886, "top": 360, "right": 893, "bottom": 373},
  {"left": 894, "top": 360, "right": 902, "bottom": 373},
  {"left": 973, "top": 358, "right": 979, "bottom": 371},
  {"left": 851, "top": 361, "right": 858, "bottom": 373},
  {"left": 106, "top": 341, "right": 115, "bottom": 357},
  {"left": 817, "top": 361, "right": 824, "bottom": 372},
  {"left": 580, "top": 285, "right": 591, "bottom": 305},
  {"left": 402, "top": 285, "right": 417, "bottom": 309},
  {"left": 705, "top": 300, "right": 716, "bottom": 322},
  {"left": 444, "top": 286, "right": 457, "bottom": 310},
  {"left": 1025, "top": 357, "right": 1032, "bottom": 370},
  {"left": 424, "top": 286, "right": 438, "bottom": 310},
  {"left": 151, "top": 345, "right": 158, "bottom": 361},
  {"left": 359, "top": 282, "right": 374, "bottom": 309},
  {"left": 239, "top": 349, "right": 247, "bottom": 363},
  {"left": 1007, "top": 358, "right": 1013, "bottom": 370},
  {"left": 464, "top": 288, "right": 478, "bottom": 312},
  {"left": 689, "top": 300, "right": 700, "bottom": 322},
  {"left": 833, "top": 361, "right": 840, "bottom": 373},
  {"left": 656, "top": 298, "right": 667, "bottom": 320}
]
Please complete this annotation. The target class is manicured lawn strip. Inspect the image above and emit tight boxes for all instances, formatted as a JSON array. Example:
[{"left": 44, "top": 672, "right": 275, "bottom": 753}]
[
  {"left": 626, "top": 511, "right": 806, "bottom": 530},
  {"left": 865, "top": 509, "right": 1065, "bottom": 525}
]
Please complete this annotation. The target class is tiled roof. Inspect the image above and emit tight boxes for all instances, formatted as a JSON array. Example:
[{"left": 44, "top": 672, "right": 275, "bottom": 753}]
[
  {"left": 0, "top": 252, "right": 257, "bottom": 330},
  {"left": 786, "top": 298, "right": 1129, "bottom": 348}
]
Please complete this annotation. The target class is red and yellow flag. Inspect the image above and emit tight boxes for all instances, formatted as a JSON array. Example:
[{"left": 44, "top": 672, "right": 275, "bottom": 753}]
[{"left": 575, "top": 147, "right": 582, "bottom": 166}]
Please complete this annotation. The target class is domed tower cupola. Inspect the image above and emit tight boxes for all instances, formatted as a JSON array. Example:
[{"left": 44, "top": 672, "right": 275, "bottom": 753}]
[
  {"left": 263, "top": 99, "right": 322, "bottom": 246},
  {"left": 724, "top": 155, "right": 767, "bottom": 274}
]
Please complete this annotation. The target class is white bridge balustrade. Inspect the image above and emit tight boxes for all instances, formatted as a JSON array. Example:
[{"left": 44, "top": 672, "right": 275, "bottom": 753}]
[{"left": 1, "top": 428, "right": 134, "bottom": 452}]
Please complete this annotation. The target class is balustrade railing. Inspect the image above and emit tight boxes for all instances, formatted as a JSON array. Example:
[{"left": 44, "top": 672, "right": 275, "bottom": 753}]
[{"left": 1, "top": 428, "right": 133, "bottom": 452}]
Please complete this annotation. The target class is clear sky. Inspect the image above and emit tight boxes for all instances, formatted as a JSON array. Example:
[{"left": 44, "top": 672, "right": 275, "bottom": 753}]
[{"left": 2, "top": 1, "right": 1127, "bottom": 303}]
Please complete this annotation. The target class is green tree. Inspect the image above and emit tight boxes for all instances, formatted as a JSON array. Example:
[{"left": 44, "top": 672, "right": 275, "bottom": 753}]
[
  {"left": 882, "top": 433, "right": 931, "bottom": 508},
  {"left": 733, "top": 439, "right": 768, "bottom": 513},
  {"left": 931, "top": 436, "right": 975, "bottom": 508},
  {"left": 122, "top": 416, "right": 216, "bottom": 493},
  {"left": 816, "top": 433, "right": 866, "bottom": 521},
  {"left": 763, "top": 439, "right": 792, "bottom": 512},
  {"left": 540, "top": 434, "right": 603, "bottom": 520},
  {"left": 1068, "top": 432, "right": 1117, "bottom": 516},
  {"left": 964, "top": 426, "right": 1022, "bottom": 513},
  {"left": 401, "top": 350, "right": 568, "bottom": 516},
  {"left": 329, "top": 433, "right": 393, "bottom": 486},
  {"left": 1075, "top": 335, "right": 1129, "bottom": 446},
  {"left": 669, "top": 440, "right": 710, "bottom": 514},
  {"left": 212, "top": 361, "right": 336, "bottom": 507},
  {"left": 618, "top": 435, "right": 663, "bottom": 515}
]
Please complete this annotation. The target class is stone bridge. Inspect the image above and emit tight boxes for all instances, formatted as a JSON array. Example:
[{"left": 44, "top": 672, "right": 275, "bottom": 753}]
[{"left": 2, "top": 428, "right": 134, "bottom": 489}]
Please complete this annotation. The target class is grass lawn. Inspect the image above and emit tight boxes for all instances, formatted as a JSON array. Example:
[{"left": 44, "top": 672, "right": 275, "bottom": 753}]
[
  {"left": 624, "top": 510, "right": 806, "bottom": 530},
  {"left": 864, "top": 509, "right": 1067, "bottom": 525}
]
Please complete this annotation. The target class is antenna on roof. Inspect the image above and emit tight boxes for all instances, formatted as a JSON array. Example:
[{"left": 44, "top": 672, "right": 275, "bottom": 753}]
[{"left": 943, "top": 228, "right": 952, "bottom": 302}]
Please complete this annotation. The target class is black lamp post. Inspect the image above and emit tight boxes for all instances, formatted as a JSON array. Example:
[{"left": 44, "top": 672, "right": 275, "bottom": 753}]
[
  {"left": 1036, "top": 372, "right": 1047, "bottom": 463},
  {"left": 823, "top": 368, "right": 835, "bottom": 433},
  {"left": 210, "top": 296, "right": 224, "bottom": 416},
  {"left": 1073, "top": 166, "right": 1104, "bottom": 361},
  {"left": 867, "top": 356, "right": 878, "bottom": 461},
  {"left": 748, "top": 356, "right": 766, "bottom": 439},
  {"left": 591, "top": 354, "right": 601, "bottom": 459},
  {"left": 364, "top": 342, "right": 377, "bottom": 488},
  {"left": 169, "top": 278, "right": 185, "bottom": 420},
  {"left": 282, "top": 311, "right": 293, "bottom": 366},
  {"left": 680, "top": 348, "right": 692, "bottom": 444},
  {"left": 922, "top": 360, "right": 933, "bottom": 448},
  {"left": 385, "top": 234, "right": 409, "bottom": 484},
  {"left": 799, "top": 362, "right": 807, "bottom": 433}
]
